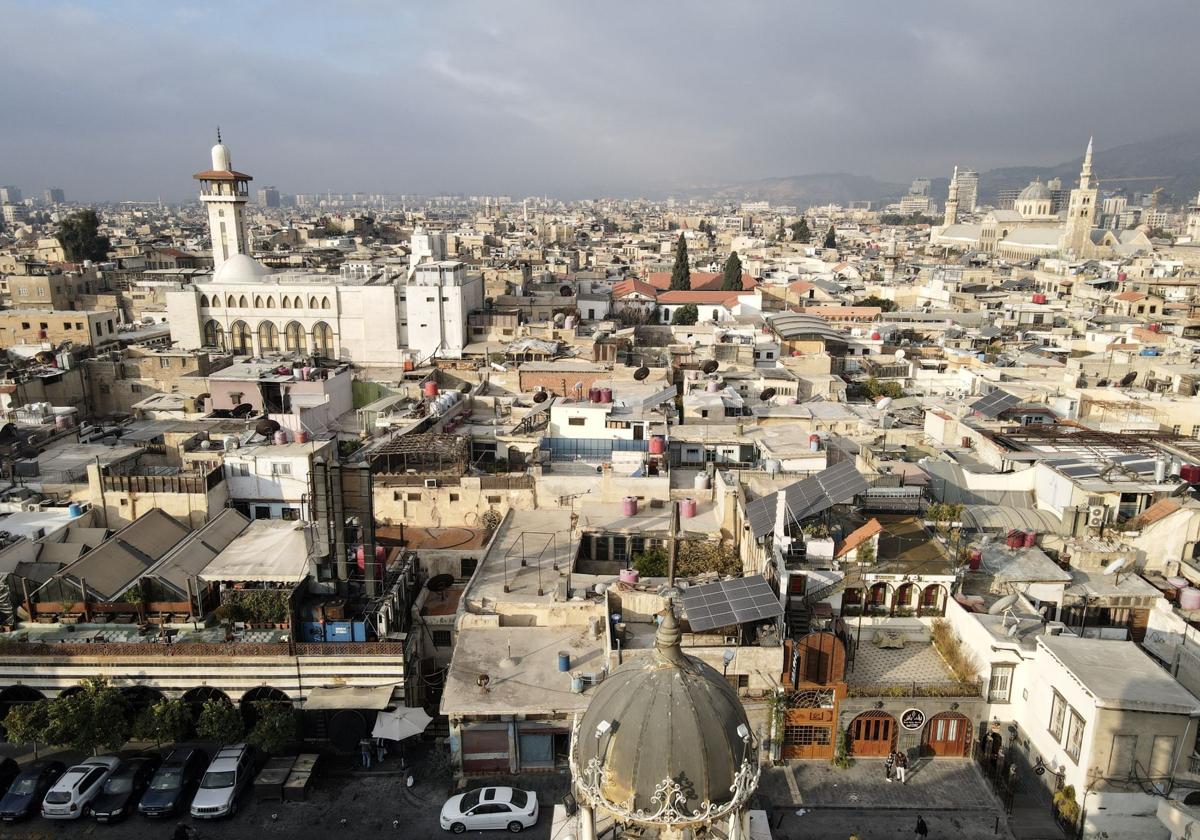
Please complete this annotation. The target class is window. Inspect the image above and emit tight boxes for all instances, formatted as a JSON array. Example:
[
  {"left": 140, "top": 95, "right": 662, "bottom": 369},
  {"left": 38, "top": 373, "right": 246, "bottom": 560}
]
[
  {"left": 270, "top": 462, "right": 292, "bottom": 477},
  {"left": 988, "top": 665, "right": 1014, "bottom": 703},
  {"left": 1150, "top": 735, "right": 1177, "bottom": 778},
  {"left": 431, "top": 629, "right": 452, "bottom": 648},
  {"left": 486, "top": 495, "right": 502, "bottom": 504},
  {"left": 130, "top": 383, "right": 143, "bottom": 394},
  {"left": 783, "top": 725, "right": 832, "bottom": 747},
  {"left": 254, "top": 505, "right": 271, "bottom": 519},
  {"left": 460, "top": 557, "right": 478, "bottom": 578},
  {"left": 1192, "top": 426, "right": 1200, "bottom": 440},
  {"left": 406, "top": 493, "right": 421, "bottom": 501},
  {"left": 449, "top": 493, "right": 460, "bottom": 502},
  {"left": 159, "top": 357, "right": 171, "bottom": 368},
  {"left": 1173, "top": 425, "right": 1181, "bottom": 435},
  {"left": 568, "top": 417, "right": 586, "bottom": 426},
  {"left": 39, "top": 322, "right": 48, "bottom": 330},
  {"left": 63, "top": 322, "right": 72, "bottom": 330},
  {"left": 281, "top": 508, "right": 300, "bottom": 521},
  {"left": 1049, "top": 690, "right": 1066, "bottom": 741},
  {"left": 20, "top": 322, "right": 29, "bottom": 330},
  {"left": 17, "top": 287, "right": 27, "bottom": 297},
  {"left": 1065, "top": 709, "right": 1085, "bottom": 762},
  {"left": 228, "top": 463, "right": 250, "bottom": 478},
  {"left": 1107, "top": 734, "right": 1136, "bottom": 778}
]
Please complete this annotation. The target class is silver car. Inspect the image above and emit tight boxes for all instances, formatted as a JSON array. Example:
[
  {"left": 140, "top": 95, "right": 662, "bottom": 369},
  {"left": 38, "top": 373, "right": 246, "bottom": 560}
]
[{"left": 190, "top": 744, "right": 254, "bottom": 819}]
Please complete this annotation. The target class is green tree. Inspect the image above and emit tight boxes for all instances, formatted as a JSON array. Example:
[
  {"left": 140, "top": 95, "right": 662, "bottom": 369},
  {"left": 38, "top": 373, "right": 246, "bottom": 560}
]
[
  {"left": 721, "top": 251, "right": 743, "bottom": 291},
  {"left": 775, "top": 218, "right": 785, "bottom": 241},
  {"left": 58, "top": 210, "right": 111, "bottom": 263},
  {"left": 132, "top": 699, "right": 192, "bottom": 746},
  {"left": 196, "top": 698, "right": 244, "bottom": 745},
  {"left": 632, "top": 547, "right": 670, "bottom": 577},
  {"left": 3, "top": 700, "right": 51, "bottom": 746},
  {"left": 670, "top": 303, "right": 699, "bottom": 325},
  {"left": 852, "top": 295, "right": 897, "bottom": 313},
  {"left": 43, "top": 677, "right": 130, "bottom": 754},
  {"left": 823, "top": 225, "right": 837, "bottom": 249},
  {"left": 789, "top": 218, "right": 811, "bottom": 243},
  {"left": 669, "top": 232, "right": 691, "bottom": 290},
  {"left": 247, "top": 702, "right": 296, "bottom": 754}
]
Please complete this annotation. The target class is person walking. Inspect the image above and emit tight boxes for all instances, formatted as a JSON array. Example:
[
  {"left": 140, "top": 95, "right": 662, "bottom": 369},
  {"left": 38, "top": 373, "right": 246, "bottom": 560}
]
[
  {"left": 915, "top": 815, "right": 929, "bottom": 839},
  {"left": 896, "top": 749, "right": 909, "bottom": 784},
  {"left": 359, "top": 736, "right": 373, "bottom": 769},
  {"left": 885, "top": 749, "right": 896, "bottom": 782}
]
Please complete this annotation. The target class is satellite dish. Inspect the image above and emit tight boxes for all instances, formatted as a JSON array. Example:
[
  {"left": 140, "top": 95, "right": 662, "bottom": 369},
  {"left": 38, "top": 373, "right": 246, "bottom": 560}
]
[
  {"left": 700, "top": 360, "right": 719, "bottom": 374},
  {"left": 560, "top": 285, "right": 573, "bottom": 298},
  {"left": 255, "top": 418, "right": 281, "bottom": 437},
  {"left": 427, "top": 573, "right": 455, "bottom": 592},
  {"left": 231, "top": 403, "right": 254, "bottom": 418},
  {"left": 633, "top": 366, "right": 650, "bottom": 381},
  {"left": 987, "top": 593, "right": 1020, "bottom": 615},
  {"left": 1006, "top": 622, "right": 1021, "bottom": 637},
  {"left": 894, "top": 349, "right": 907, "bottom": 362},
  {"left": 532, "top": 390, "right": 549, "bottom": 403},
  {"left": 1103, "top": 557, "right": 1128, "bottom": 576},
  {"left": 759, "top": 388, "right": 777, "bottom": 401},
  {"left": 1119, "top": 371, "right": 1137, "bottom": 387},
  {"left": 1096, "top": 378, "right": 1109, "bottom": 388},
  {"left": 876, "top": 397, "right": 893, "bottom": 412}
]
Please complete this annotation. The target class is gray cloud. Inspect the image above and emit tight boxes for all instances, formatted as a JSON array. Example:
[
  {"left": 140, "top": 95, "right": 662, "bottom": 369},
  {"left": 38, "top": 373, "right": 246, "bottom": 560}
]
[{"left": 1, "top": 0, "right": 1198, "bottom": 201}]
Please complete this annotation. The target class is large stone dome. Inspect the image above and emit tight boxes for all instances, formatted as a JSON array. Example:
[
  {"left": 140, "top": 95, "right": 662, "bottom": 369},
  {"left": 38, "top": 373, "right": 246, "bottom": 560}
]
[
  {"left": 571, "top": 606, "right": 758, "bottom": 827},
  {"left": 213, "top": 254, "right": 270, "bottom": 284},
  {"left": 1019, "top": 179, "right": 1051, "bottom": 201}
]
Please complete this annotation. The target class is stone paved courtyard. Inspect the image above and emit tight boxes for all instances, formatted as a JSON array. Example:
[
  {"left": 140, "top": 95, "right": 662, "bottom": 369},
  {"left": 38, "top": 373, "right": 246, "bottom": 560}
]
[
  {"left": 760, "top": 757, "right": 996, "bottom": 811},
  {"left": 849, "top": 638, "right": 954, "bottom": 684}
]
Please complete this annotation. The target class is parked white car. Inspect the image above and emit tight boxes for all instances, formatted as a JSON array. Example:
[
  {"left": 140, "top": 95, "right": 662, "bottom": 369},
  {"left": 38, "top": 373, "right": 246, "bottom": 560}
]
[
  {"left": 440, "top": 786, "right": 539, "bottom": 834},
  {"left": 190, "top": 744, "right": 254, "bottom": 819},
  {"left": 41, "top": 757, "right": 120, "bottom": 820}
]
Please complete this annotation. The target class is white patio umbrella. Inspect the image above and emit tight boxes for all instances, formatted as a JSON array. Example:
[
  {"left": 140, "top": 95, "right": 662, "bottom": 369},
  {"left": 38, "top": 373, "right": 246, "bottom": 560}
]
[{"left": 371, "top": 706, "right": 432, "bottom": 742}]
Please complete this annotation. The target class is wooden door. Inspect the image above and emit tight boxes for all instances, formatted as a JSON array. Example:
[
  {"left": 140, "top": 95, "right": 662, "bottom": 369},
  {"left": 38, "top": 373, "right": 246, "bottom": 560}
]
[
  {"left": 922, "top": 713, "right": 970, "bottom": 757},
  {"left": 848, "top": 712, "right": 896, "bottom": 757}
]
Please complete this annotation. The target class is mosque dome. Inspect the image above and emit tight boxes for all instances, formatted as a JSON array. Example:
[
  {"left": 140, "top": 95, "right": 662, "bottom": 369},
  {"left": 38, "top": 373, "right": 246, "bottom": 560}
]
[
  {"left": 213, "top": 254, "right": 270, "bottom": 284},
  {"left": 571, "top": 606, "right": 759, "bottom": 829},
  {"left": 211, "top": 142, "right": 232, "bottom": 173},
  {"left": 1018, "top": 180, "right": 1051, "bottom": 201}
]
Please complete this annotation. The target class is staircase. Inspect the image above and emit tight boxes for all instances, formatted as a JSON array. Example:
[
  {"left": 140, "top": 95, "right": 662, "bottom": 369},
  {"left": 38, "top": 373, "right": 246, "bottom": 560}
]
[{"left": 783, "top": 570, "right": 862, "bottom": 640}]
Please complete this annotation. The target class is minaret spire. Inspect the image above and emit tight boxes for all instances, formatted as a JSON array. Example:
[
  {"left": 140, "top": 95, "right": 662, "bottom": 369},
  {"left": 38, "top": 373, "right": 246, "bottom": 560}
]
[
  {"left": 1080, "top": 136, "right": 1094, "bottom": 189},
  {"left": 943, "top": 165, "right": 960, "bottom": 227},
  {"left": 216, "top": 126, "right": 222, "bottom": 144}
]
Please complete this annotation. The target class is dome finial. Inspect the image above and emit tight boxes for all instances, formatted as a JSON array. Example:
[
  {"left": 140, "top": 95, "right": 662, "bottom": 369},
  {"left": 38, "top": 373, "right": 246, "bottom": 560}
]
[
  {"left": 655, "top": 601, "right": 687, "bottom": 665},
  {"left": 216, "top": 125, "right": 221, "bottom": 144}
]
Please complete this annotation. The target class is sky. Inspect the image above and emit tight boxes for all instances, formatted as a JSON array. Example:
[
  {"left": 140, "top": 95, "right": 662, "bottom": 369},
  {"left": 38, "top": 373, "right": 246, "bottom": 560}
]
[{"left": 2, "top": 0, "right": 1199, "bottom": 201}]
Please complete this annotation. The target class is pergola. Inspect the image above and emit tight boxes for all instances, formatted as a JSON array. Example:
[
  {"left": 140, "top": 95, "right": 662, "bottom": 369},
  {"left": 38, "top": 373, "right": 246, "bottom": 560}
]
[{"left": 369, "top": 433, "right": 469, "bottom": 475}]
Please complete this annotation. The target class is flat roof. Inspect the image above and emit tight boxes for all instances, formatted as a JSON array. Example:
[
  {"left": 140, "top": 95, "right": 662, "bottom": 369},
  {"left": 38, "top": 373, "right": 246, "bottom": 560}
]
[
  {"left": 468, "top": 510, "right": 575, "bottom": 605},
  {"left": 1040, "top": 635, "right": 1200, "bottom": 714}
]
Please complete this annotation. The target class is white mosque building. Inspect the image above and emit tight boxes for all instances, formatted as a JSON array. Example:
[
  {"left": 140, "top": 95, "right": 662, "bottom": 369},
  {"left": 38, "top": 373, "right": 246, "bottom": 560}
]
[
  {"left": 166, "top": 137, "right": 482, "bottom": 366},
  {"left": 931, "top": 139, "right": 1151, "bottom": 260}
]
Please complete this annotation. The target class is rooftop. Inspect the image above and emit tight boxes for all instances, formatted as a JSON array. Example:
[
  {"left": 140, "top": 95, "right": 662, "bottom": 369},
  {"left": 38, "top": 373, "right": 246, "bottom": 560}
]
[{"left": 1039, "top": 635, "right": 1200, "bottom": 714}]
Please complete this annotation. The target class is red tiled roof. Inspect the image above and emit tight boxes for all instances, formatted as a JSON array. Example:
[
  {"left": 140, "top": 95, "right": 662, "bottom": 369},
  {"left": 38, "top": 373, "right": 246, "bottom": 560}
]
[
  {"left": 657, "top": 290, "right": 741, "bottom": 305},
  {"left": 1113, "top": 291, "right": 1146, "bottom": 302},
  {"left": 613, "top": 278, "right": 658, "bottom": 299},
  {"left": 645, "top": 271, "right": 757, "bottom": 292},
  {"left": 834, "top": 518, "right": 883, "bottom": 559},
  {"left": 1135, "top": 498, "right": 1180, "bottom": 526}
]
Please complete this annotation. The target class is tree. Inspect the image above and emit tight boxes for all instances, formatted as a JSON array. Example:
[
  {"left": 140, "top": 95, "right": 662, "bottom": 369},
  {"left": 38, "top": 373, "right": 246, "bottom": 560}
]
[
  {"left": 196, "top": 698, "right": 244, "bottom": 745},
  {"left": 852, "top": 295, "right": 897, "bottom": 313},
  {"left": 247, "top": 702, "right": 296, "bottom": 754},
  {"left": 721, "top": 251, "right": 743, "bottom": 291},
  {"left": 789, "top": 218, "right": 811, "bottom": 243},
  {"left": 775, "top": 218, "right": 785, "bottom": 241},
  {"left": 3, "top": 700, "right": 51, "bottom": 747},
  {"left": 823, "top": 225, "right": 837, "bottom": 249},
  {"left": 132, "top": 699, "right": 192, "bottom": 746},
  {"left": 632, "top": 547, "right": 670, "bottom": 577},
  {"left": 42, "top": 677, "right": 130, "bottom": 754},
  {"left": 670, "top": 304, "right": 699, "bottom": 325},
  {"left": 669, "top": 233, "right": 691, "bottom": 290},
  {"left": 58, "top": 210, "right": 111, "bottom": 263}
]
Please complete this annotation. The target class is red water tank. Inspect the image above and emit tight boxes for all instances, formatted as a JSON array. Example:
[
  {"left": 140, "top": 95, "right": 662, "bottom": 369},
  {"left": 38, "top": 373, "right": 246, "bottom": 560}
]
[
  {"left": 969, "top": 549, "right": 982, "bottom": 570},
  {"left": 1032, "top": 293, "right": 1047, "bottom": 305},
  {"left": 355, "top": 545, "right": 385, "bottom": 571},
  {"left": 423, "top": 381, "right": 439, "bottom": 398},
  {"left": 1023, "top": 530, "right": 1036, "bottom": 548},
  {"left": 1181, "top": 464, "right": 1200, "bottom": 484},
  {"left": 648, "top": 435, "right": 666, "bottom": 455},
  {"left": 1149, "top": 323, "right": 1161, "bottom": 333},
  {"left": 870, "top": 330, "right": 881, "bottom": 340},
  {"left": 599, "top": 388, "right": 613, "bottom": 404}
]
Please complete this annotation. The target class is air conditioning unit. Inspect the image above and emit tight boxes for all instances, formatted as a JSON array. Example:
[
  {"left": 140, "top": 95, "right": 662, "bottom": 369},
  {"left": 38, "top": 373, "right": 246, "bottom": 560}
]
[
  {"left": 1087, "top": 506, "right": 1106, "bottom": 528},
  {"left": 424, "top": 478, "right": 440, "bottom": 489}
]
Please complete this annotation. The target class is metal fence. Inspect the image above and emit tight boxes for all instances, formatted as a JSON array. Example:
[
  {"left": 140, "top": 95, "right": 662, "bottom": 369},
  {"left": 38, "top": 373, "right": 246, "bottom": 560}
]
[{"left": 539, "top": 437, "right": 649, "bottom": 461}]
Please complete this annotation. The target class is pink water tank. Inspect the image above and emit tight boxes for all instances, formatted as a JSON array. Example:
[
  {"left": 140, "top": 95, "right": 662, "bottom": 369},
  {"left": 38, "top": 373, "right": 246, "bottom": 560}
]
[
  {"left": 1180, "top": 587, "right": 1200, "bottom": 611},
  {"left": 809, "top": 434, "right": 821, "bottom": 452},
  {"left": 648, "top": 435, "right": 666, "bottom": 455},
  {"left": 1023, "top": 530, "right": 1036, "bottom": 548},
  {"left": 588, "top": 387, "right": 601, "bottom": 403},
  {"left": 423, "top": 381, "right": 439, "bottom": 398},
  {"left": 680, "top": 498, "right": 697, "bottom": 519},
  {"left": 870, "top": 330, "right": 881, "bottom": 340},
  {"left": 599, "top": 388, "right": 613, "bottom": 404},
  {"left": 356, "top": 545, "right": 385, "bottom": 571},
  {"left": 969, "top": 549, "right": 982, "bottom": 570},
  {"left": 705, "top": 380, "right": 721, "bottom": 393},
  {"left": 622, "top": 496, "right": 638, "bottom": 517},
  {"left": 619, "top": 568, "right": 640, "bottom": 584},
  {"left": 273, "top": 430, "right": 289, "bottom": 445},
  {"left": 296, "top": 429, "right": 310, "bottom": 444}
]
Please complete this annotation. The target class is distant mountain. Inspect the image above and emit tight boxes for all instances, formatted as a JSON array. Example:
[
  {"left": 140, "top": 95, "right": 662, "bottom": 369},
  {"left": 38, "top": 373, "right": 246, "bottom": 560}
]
[
  {"left": 675, "top": 130, "right": 1200, "bottom": 209},
  {"left": 673, "top": 172, "right": 908, "bottom": 208},
  {"left": 977, "top": 129, "right": 1200, "bottom": 205}
]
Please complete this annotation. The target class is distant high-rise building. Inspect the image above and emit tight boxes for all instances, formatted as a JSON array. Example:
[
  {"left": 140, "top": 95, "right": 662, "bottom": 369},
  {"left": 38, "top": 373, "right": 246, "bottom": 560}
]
[
  {"left": 909, "top": 178, "right": 930, "bottom": 196},
  {"left": 0, "top": 186, "right": 21, "bottom": 204},
  {"left": 260, "top": 186, "right": 280, "bottom": 208},
  {"left": 43, "top": 187, "right": 65, "bottom": 204},
  {"left": 955, "top": 169, "right": 979, "bottom": 212}
]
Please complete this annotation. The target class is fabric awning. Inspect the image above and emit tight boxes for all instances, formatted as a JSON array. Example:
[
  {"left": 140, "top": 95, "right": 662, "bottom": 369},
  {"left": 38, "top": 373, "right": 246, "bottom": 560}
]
[{"left": 304, "top": 684, "right": 398, "bottom": 711}]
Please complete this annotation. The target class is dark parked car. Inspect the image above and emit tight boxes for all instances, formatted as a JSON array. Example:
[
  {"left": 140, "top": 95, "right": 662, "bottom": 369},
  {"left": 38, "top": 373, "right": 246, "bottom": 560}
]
[
  {"left": 88, "top": 756, "right": 162, "bottom": 823},
  {"left": 138, "top": 748, "right": 208, "bottom": 818},
  {"left": 0, "top": 760, "right": 65, "bottom": 821},
  {"left": 0, "top": 759, "right": 21, "bottom": 799}
]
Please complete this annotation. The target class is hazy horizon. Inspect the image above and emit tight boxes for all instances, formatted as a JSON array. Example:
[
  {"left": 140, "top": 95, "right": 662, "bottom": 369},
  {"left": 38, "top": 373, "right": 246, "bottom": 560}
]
[{"left": 2, "top": 0, "right": 1199, "bottom": 202}]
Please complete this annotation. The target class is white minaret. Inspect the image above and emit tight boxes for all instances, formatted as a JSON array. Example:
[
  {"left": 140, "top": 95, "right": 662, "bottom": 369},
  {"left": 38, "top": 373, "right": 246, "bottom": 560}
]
[
  {"left": 194, "top": 129, "right": 252, "bottom": 269},
  {"left": 943, "top": 165, "right": 960, "bottom": 227},
  {"left": 1062, "top": 136, "right": 1097, "bottom": 257}
]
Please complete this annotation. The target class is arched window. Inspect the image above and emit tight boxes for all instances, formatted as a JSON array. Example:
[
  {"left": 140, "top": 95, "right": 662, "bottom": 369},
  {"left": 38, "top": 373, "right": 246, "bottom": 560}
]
[
  {"left": 230, "top": 321, "right": 251, "bottom": 355},
  {"left": 199, "top": 294, "right": 209, "bottom": 308},
  {"left": 265, "top": 296, "right": 275, "bottom": 309},
  {"left": 281, "top": 296, "right": 291, "bottom": 309},
  {"left": 258, "top": 320, "right": 280, "bottom": 352},
  {"left": 238, "top": 295, "right": 249, "bottom": 308},
  {"left": 294, "top": 296, "right": 303, "bottom": 309},
  {"left": 285, "top": 321, "right": 306, "bottom": 353},
  {"left": 254, "top": 295, "right": 264, "bottom": 308},
  {"left": 227, "top": 295, "right": 237, "bottom": 308},
  {"left": 312, "top": 321, "right": 333, "bottom": 355},
  {"left": 321, "top": 296, "right": 331, "bottom": 309},
  {"left": 309, "top": 296, "right": 319, "bottom": 309},
  {"left": 202, "top": 319, "right": 225, "bottom": 349}
]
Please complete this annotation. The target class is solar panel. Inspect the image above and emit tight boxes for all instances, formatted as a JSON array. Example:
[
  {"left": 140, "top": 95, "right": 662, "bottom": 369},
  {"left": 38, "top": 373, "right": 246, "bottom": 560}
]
[
  {"left": 970, "top": 389, "right": 1020, "bottom": 418},
  {"left": 746, "top": 461, "right": 869, "bottom": 539},
  {"left": 680, "top": 574, "right": 782, "bottom": 632}
]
